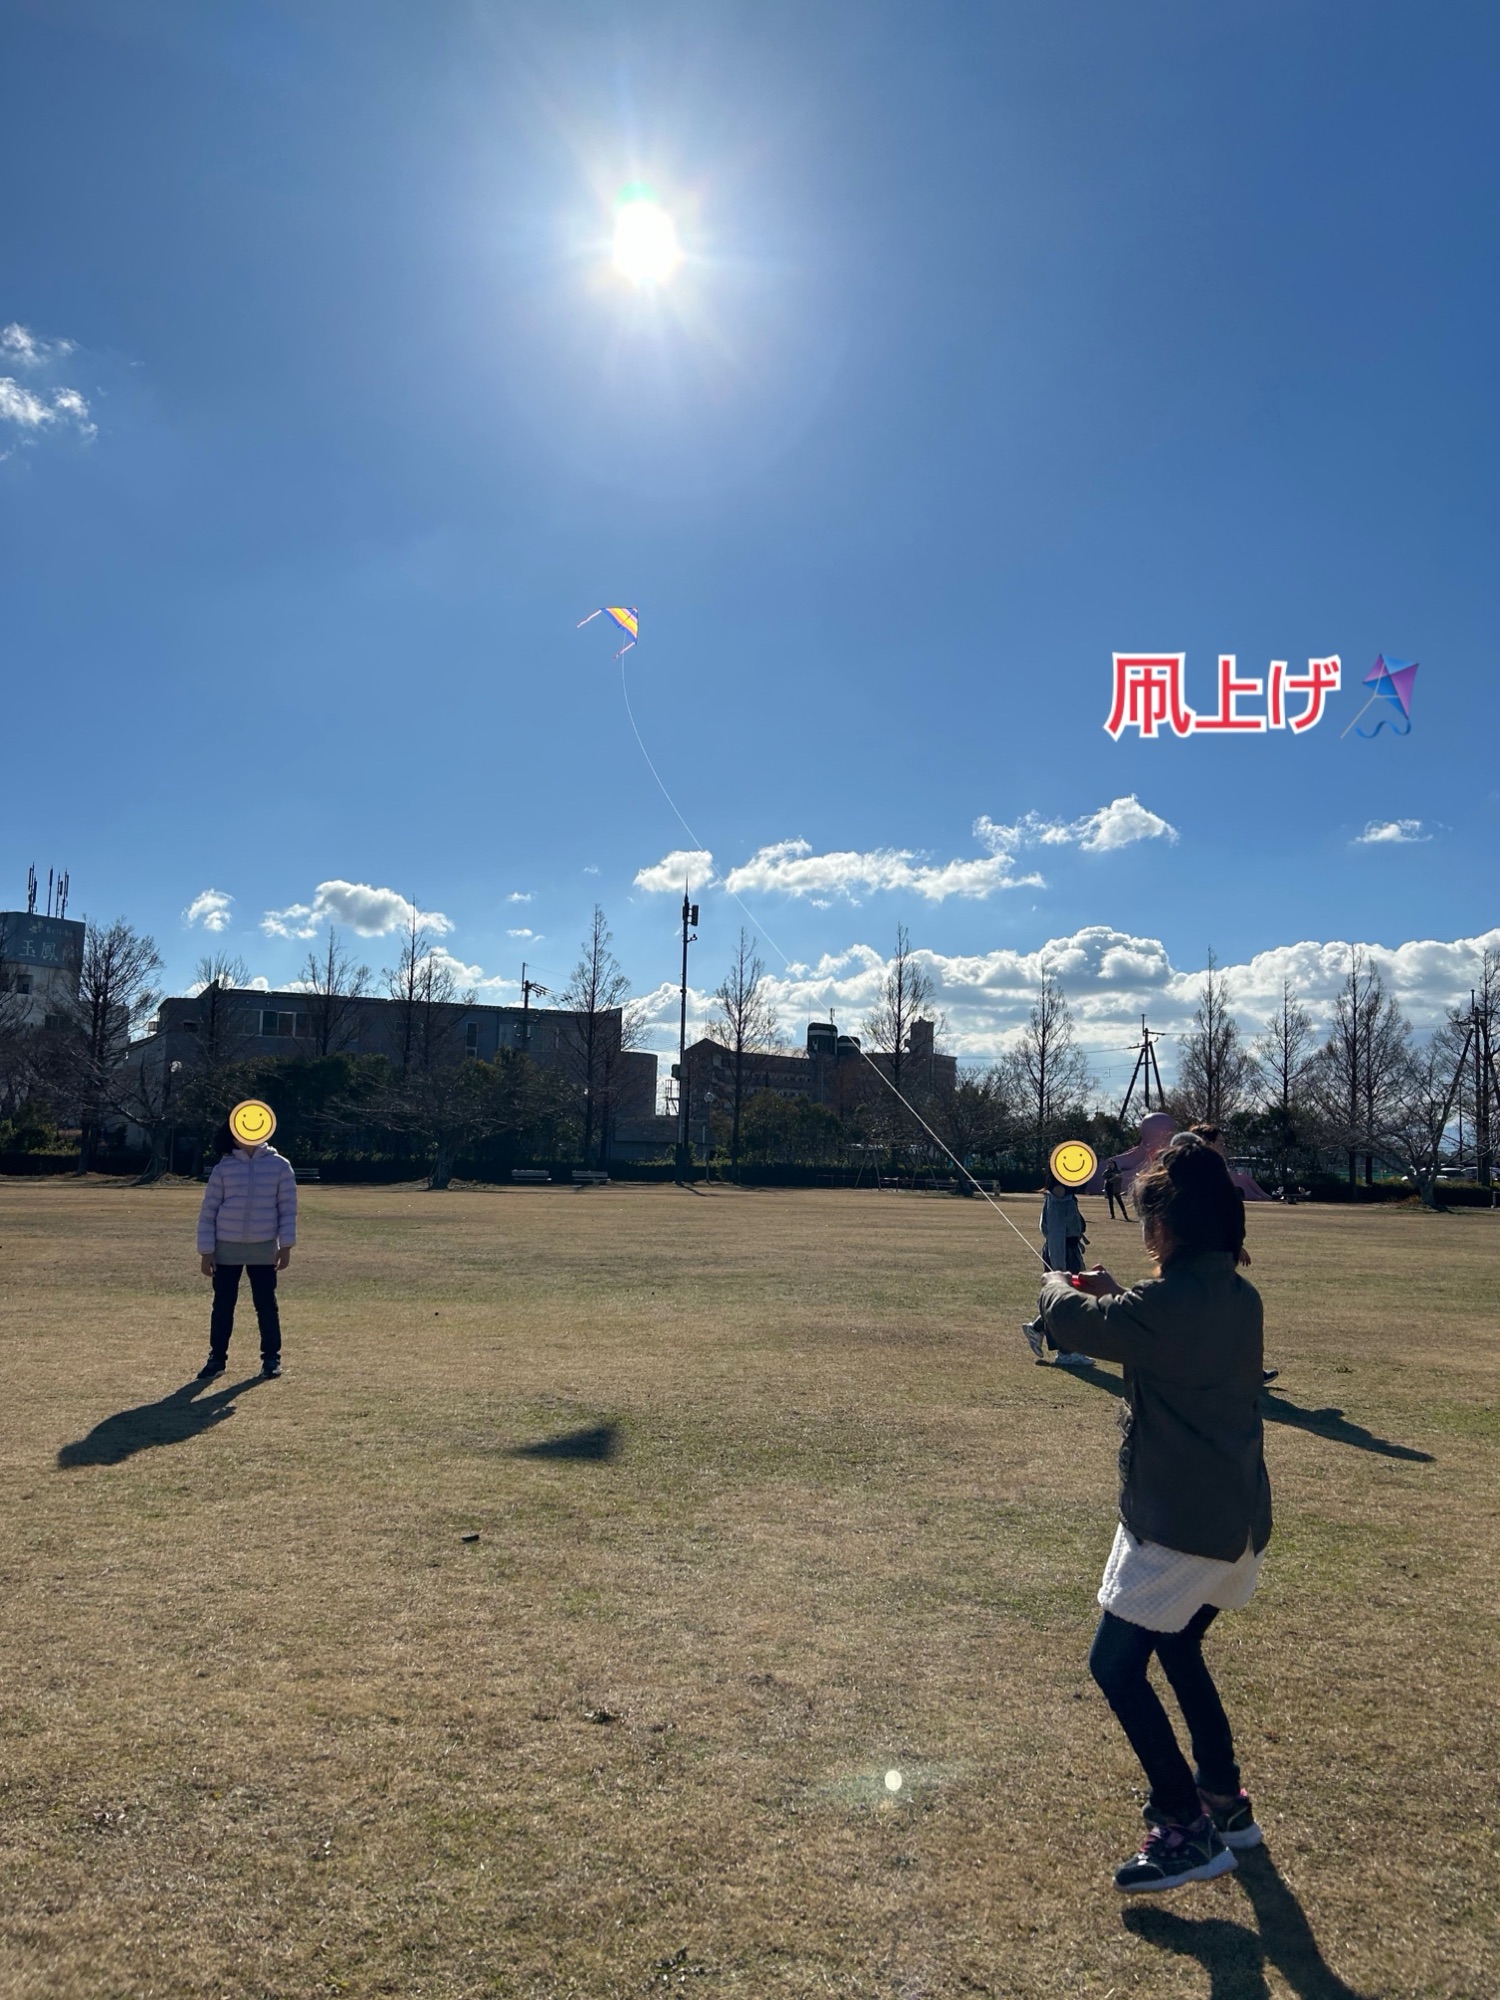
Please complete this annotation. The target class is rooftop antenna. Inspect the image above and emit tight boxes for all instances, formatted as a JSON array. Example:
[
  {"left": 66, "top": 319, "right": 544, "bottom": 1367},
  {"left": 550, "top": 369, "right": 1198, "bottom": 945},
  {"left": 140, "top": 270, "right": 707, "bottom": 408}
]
[
  {"left": 46, "top": 868, "right": 55, "bottom": 918},
  {"left": 520, "top": 961, "right": 550, "bottom": 1048},
  {"left": 26, "top": 865, "right": 37, "bottom": 915},
  {"left": 56, "top": 870, "right": 69, "bottom": 920}
]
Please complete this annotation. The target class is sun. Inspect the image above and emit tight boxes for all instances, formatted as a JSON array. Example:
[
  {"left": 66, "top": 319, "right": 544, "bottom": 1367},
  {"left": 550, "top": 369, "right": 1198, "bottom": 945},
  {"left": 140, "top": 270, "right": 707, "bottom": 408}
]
[{"left": 612, "top": 194, "right": 682, "bottom": 287}]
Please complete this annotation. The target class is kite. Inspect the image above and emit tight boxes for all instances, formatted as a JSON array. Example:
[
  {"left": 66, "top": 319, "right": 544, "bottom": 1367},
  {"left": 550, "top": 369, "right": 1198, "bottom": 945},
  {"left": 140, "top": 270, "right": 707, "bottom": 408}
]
[
  {"left": 1341, "top": 655, "right": 1417, "bottom": 738},
  {"left": 578, "top": 606, "right": 639, "bottom": 657}
]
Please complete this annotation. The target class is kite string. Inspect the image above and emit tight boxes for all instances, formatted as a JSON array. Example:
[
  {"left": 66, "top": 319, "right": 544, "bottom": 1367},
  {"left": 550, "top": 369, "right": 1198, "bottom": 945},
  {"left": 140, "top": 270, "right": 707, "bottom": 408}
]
[{"left": 620, "top": 658, "right": 1045, "bottom": 1264}]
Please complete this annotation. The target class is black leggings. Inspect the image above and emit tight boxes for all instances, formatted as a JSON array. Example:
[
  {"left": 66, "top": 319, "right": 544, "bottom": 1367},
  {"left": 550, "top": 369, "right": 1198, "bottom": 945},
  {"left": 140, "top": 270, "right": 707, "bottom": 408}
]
[
  {"left": 209, "top": 1263, "right": 281, "bottom": 1365},
  {"left": 1088, "top": 1606, "right": 1241, "bottom": 1824}
]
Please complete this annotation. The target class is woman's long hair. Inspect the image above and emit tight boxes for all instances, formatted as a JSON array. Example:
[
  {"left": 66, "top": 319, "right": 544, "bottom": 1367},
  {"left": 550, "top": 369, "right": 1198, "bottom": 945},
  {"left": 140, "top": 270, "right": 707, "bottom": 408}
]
[{"left": 1134, "top": 1132, "right": 1245, "bottom": 1263}]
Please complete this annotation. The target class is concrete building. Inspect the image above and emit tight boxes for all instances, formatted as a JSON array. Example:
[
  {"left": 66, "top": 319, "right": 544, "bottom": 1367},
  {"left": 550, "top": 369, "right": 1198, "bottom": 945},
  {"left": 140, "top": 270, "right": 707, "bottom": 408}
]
[
  {"left": 0, "top": 912, "right": 85, "bottom": 1030},
  {"left": 678, "top": 1017, "right": 957, "bottom": 1147},
  {"left": 121, "top": 985, "right": 665, "bottom": 1159}
]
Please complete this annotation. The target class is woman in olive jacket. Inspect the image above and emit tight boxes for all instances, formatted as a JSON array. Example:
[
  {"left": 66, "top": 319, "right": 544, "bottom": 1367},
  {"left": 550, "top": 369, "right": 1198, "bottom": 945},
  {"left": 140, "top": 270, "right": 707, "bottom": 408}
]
[{"left": 1039, "top": 1131, "right": 1271, "bottom": 1895}]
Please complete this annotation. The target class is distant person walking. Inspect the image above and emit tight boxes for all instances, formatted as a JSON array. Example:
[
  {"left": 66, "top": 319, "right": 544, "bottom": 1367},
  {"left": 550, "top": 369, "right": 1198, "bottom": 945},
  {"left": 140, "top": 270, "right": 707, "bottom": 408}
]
[
  {"left": 1038, "top": 1132, "right": 1271, "bottom": 1894},
  {"left": 196, "top": 1120, "right": 296, "bottom": 1380},
  {"left": 1103, "top": 1158, "right": 1128, "bottom": 1220},
  {"left": 1022, "top": 1172, "right": 1092, "bottom": 1366}
]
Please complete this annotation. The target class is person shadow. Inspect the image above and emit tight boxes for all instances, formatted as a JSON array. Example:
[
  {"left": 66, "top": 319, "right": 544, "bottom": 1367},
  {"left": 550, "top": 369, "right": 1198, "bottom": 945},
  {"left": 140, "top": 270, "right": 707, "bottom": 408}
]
[
  {"left": 1063, "top": 1365, "right": 1433, "bottom": 1462},
  {"left": 57, "top": 1375, "right": 267, "bottom": 1469},
  {"left": 1124, "top": 1846, "right": 1376, "bottom": 1998}
]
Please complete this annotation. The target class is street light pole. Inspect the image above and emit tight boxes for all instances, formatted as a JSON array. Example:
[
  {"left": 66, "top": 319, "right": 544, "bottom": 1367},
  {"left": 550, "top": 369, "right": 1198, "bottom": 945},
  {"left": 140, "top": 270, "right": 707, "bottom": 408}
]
[{"left": 675, "top": 887, "right": 698, "bottom": 1176}]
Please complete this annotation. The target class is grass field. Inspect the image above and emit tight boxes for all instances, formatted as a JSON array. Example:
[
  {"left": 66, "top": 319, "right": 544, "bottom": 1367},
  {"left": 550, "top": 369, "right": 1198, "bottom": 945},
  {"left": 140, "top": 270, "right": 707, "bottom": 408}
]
[{"left": 2, "top": 1181, "right": 1497, "bottom": 2000}]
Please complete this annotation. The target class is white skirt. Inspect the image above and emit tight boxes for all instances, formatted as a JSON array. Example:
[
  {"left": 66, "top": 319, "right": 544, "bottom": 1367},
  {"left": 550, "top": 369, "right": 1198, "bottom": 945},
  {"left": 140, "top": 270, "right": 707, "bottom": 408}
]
[{"left": 1098, "top": 1523, "right": 1263, "bottom": 1635}]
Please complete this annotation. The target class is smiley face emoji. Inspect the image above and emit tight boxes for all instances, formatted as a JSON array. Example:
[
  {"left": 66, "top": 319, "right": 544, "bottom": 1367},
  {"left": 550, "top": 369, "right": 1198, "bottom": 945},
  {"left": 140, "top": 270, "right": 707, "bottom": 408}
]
[
  {"left": 1050, "top": 1140, "right": 1097, "bottom": 1188},
  {"left": 228, "top": 1099, "right": 277, "bottom": 1147}
]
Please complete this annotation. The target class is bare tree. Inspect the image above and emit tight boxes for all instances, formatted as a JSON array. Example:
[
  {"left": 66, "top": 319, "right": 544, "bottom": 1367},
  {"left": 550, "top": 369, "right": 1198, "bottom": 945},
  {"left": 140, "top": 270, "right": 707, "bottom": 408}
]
[
  {"left": 385, "top": 906, "right": 468, "bottom": 1078},
  {"left": 194, "top": 951, "right": 250, "bottom": 993},
  {"left": 864, "top": 927, "right": 935, "bottom": 1104},
  {"left": 1307, "top": 949, "right": 1410, "bottom": 1188},
  {"left": 298, "top": 925, "right": 371, "bottom": 1057},
  {"left": 1003, "top": 969, "right": 1092, "bottom": 1169},
  {"left": 1174, "top": 949, "right": 1252, "bottom": 1125},
  {"left": 71, "top": 919, "right": 163, "bottom": 1169},
  {"left": 166, "top": 957, "right": 264, "bottom": 1170},
  {"left": 1251, "top": 980, "right": 1316, "bottom": 1114},
  {"left": 709, "top": 929, "right": 779, "bottom": 1175},
  {"left": 935, "top": 1062, "right": 1014, "bottom": 1167},
  {"left": 561, "top": 906, "right": 632, "bottom": 1168}
]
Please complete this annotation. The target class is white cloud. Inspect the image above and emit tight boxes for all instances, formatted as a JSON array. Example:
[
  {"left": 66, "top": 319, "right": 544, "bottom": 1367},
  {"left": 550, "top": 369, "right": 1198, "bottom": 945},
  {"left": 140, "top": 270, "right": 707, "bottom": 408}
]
[
  {"left": 2, "top": 322, "right": 74, "bottom": 367},
  {"left": 1355, "top": 819, "right": 1430, "bottom": 845},
  {"left": 633, "top": 849, "right": 717, "bottom": 894},
  {"left": 507, "top": 927, "right": 538, "bottom": 938},
  {"left": 261, "top": 881, "right": 454, "bottom": 941},
  {"left": 583, "top": 865, "right": 600, "bottom": 876},
  {"left": 719, "top": 838, "right": 1040, "bottom": 905},
  {"left": 182, "top": 888, "right": 234, "bottom": 933},
  {"left": 976, "top": 794, "right": 1178, "bottom": 856},
  {"left": 629, "top": 923, "right": 1500, "bottom": 1075},
  {"left": 507, "top": 891, "right": 532, "bottom": 903},
  {"left": 637, "top": 799, "right": 1175, "bottom": 909},
  {"left": 0, "top": 324, "right": 95, "bottom": 449}
]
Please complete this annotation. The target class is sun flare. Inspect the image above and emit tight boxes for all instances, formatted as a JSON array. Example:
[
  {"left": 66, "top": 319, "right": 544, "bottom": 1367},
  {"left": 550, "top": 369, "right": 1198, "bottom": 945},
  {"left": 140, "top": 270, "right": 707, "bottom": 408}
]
[{"left": 612, "top": 196, "right": 682, "bottom": 287}]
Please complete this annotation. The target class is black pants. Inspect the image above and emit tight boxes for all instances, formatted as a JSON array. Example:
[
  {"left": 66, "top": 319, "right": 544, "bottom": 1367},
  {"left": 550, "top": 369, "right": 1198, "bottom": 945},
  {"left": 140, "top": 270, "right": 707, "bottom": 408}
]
[
  {"left": 209, "top": 1263, "right": 281, "bottom": 1366},
  {"left": 1106, "top": 1189, "right": 1128, "bottom": 1219},
  {"left": 1088, "top": 1606, "right": 1241, "bottom": 1824}
]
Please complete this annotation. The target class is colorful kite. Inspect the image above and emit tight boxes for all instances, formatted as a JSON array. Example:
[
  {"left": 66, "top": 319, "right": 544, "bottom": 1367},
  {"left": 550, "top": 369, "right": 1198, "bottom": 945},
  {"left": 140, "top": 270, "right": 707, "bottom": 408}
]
[
  {"left": 1341, "top": 655, "right": 1418, "bottom": 738},
  {"left": 578, "top": 606, "right": 639, "bottom": 657}
]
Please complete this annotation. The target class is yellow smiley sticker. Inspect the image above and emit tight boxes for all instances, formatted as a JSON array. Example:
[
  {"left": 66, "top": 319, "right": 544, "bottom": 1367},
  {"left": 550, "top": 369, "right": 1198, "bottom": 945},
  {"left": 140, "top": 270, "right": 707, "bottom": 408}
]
[
  {"left": 1050, "top": 1140, "right": 1097, "bottom": 1188},
  {"left": 228, "top": 1099, "right": 277, "bottom": 1147}
]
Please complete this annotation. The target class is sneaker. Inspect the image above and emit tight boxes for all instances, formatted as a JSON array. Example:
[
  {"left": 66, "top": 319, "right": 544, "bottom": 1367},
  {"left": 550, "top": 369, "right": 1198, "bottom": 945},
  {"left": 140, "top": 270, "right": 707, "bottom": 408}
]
[
  {"left": 262, "top": 1359, "right": 281, "bottom": 1379},
  {"left": 196, "top": 1357, "right": 226, "bottom": 1381},
  {"left": 1262, "top": 1368, "right": 1279, "bottom": 1385},
  {"left": 1199, "top": 1788, "right": 1262, "bottom": 1850},
  {"left": 1022, "top": 1319, "right": 1046, "bottom": 1362},
  {"left": 1114, "top": 1816, "right": 1237, "bottom": 1893},
  {"left": 1055, "top": 1351, "right": 1094, "bottom": 1367}
]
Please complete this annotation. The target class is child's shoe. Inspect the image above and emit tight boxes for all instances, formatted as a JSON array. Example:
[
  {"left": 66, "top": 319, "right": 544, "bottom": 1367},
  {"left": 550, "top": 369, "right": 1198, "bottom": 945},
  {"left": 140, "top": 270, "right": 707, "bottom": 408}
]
[
  {"left": 1021, "top": 1319, "right": 1046, "bottom": 1362},
  {"left": 1198, "top": 1787, "right": 1262, "bottom": 1849},
  {"left": 1114, "top": 1815, "right": 1237, "bottom": 1893}
]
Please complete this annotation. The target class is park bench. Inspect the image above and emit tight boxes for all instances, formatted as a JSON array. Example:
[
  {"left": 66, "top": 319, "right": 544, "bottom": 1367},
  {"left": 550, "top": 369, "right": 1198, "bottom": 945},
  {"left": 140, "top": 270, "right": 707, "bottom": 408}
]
[
  {"left": 510, "top": 1168, "right": 550, "bottom": 1184},
  {"left": 571, "top": 1169, "right": 609, "bottom": 1186},
  {"left": 294, "top": 1168, "right": 321, "bottom": 1183}
]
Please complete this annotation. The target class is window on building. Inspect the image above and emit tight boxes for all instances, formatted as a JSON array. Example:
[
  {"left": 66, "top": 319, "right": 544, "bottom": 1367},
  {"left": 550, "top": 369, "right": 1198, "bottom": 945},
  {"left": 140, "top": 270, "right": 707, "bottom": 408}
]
[
  {"left": 465, "top": 1021, "right": 480, "bottom": 1056},
  {"left": 260, "top": 1010, "right": 313, "bottom": 1038}
]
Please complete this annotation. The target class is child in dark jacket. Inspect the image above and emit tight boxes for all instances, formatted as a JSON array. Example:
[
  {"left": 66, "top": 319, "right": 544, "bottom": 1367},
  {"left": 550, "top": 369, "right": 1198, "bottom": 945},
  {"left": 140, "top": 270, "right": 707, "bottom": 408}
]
[
  {"left": 1038, "top": 1133, "right": 1271, "bottom": 1895},
  {"left": 195, "top": 1120, "right": 297, "bottom": 1380}
]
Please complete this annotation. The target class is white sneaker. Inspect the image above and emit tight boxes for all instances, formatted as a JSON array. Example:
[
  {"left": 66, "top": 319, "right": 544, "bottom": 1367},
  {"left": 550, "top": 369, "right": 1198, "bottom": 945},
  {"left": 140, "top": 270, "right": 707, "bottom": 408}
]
[
  {"left": 1056, "top": 1351, "right": 1094, "bottom": 1366},
  {"left": 1022, "top": 1319, "right": 1046, "bottom": 1361}
]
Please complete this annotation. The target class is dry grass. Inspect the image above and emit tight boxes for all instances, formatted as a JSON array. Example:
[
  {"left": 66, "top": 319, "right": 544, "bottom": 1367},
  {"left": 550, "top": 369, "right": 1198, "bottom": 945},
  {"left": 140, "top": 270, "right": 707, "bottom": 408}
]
[{"left": 1, "top": 1181, "right": 1497, "bottom": 2000}]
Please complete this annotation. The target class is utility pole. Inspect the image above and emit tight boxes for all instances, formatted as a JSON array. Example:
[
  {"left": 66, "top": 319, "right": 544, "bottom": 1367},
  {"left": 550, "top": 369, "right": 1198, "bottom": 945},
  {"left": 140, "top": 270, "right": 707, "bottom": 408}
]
[
  {"left": 675, "top": 888, "right": 699, "bottom": 1177},
  {"left": 1119, "top": 1014, "right": 1166, "bottom": 1124}
]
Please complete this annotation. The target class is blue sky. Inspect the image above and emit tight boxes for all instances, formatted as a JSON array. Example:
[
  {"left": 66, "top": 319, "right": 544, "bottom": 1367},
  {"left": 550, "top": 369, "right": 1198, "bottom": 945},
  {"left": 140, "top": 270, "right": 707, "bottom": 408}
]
[{"left": 3, "top": 1, "right": 1496, "bottom": 1094}]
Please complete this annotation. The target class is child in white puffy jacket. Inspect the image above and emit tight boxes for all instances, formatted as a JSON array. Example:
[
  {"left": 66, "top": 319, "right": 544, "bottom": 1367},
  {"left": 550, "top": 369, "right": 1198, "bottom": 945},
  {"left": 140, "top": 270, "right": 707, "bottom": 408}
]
[{"left": 195, "top": 1120, "right": 297, "bottom": 1380}]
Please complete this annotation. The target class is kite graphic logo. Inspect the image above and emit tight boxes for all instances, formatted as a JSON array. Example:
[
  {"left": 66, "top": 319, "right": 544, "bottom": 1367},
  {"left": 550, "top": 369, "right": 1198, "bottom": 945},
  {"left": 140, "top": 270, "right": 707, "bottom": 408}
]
[{"left": 1341, "top": 656, "right": 1418, "bottom": 739}]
